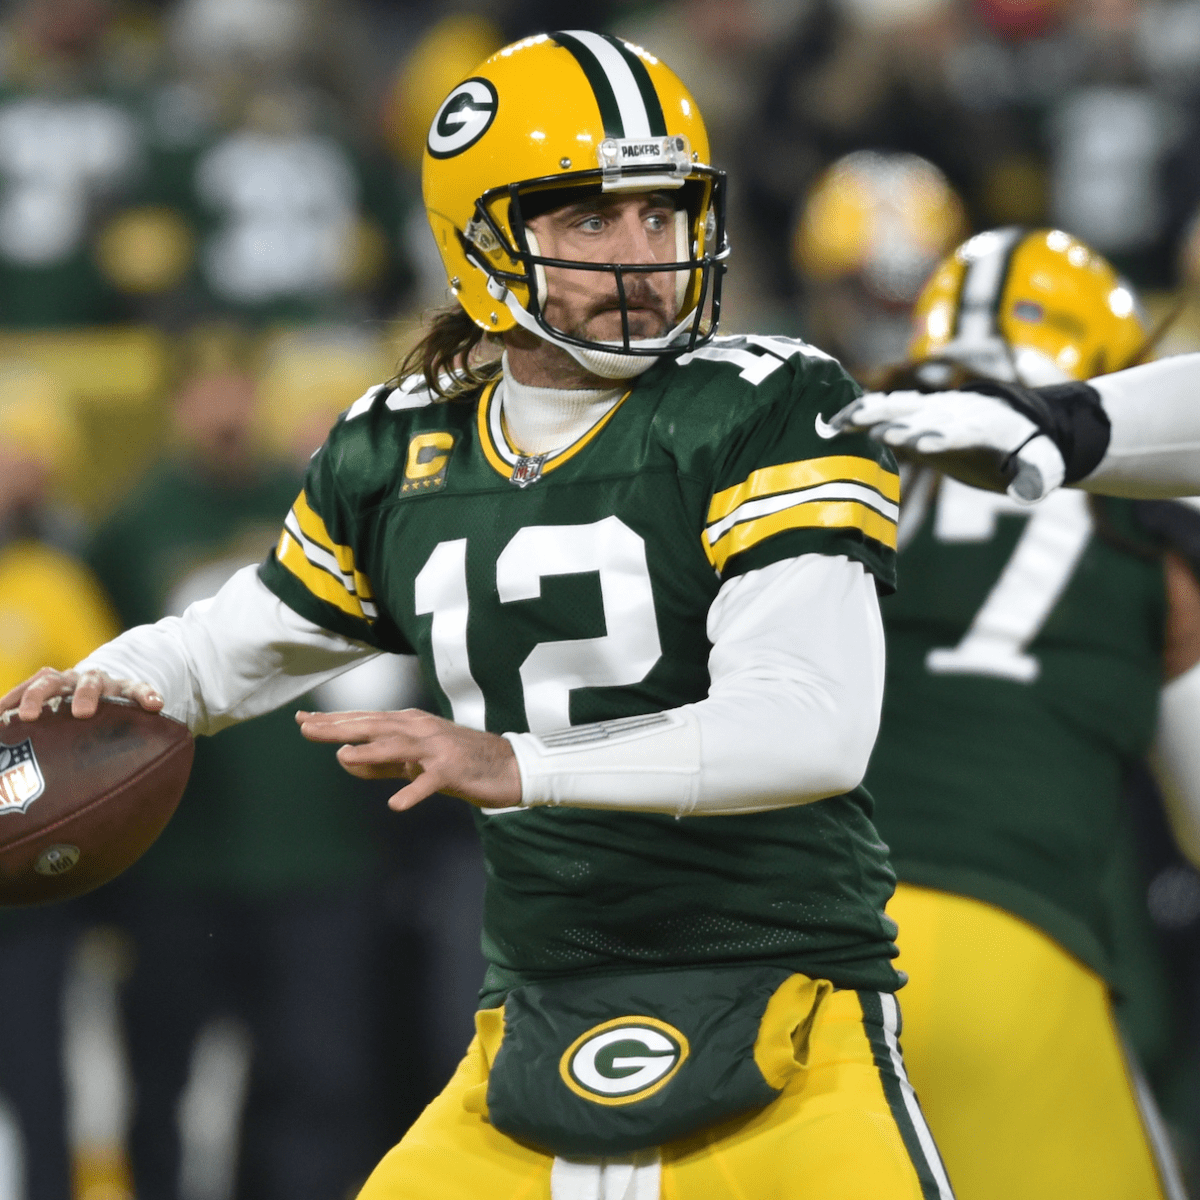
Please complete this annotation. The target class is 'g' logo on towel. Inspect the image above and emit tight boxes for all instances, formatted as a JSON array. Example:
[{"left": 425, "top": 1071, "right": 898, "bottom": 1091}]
[{"left": 560, "top": 1017, "right": 689, "bottom": 1106}]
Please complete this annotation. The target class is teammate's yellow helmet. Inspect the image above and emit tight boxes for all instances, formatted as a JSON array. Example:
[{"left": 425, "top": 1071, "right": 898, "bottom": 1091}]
[
  {"left": 908, "top": 227, "right": 1147, "bottom": 384},
  {"left": 793, "top": 151, "right": 966, "bottom": 303},
  {"left": 421, "top": 31, "right": 728, "bottom": 364}
]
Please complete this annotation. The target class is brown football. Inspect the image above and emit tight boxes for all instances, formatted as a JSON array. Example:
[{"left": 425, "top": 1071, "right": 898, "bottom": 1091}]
[{"left": 0, "top": 696, "right": 194, "bottom": 904}]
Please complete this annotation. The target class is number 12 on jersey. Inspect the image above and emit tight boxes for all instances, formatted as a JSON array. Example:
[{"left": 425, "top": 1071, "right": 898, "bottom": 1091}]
[{"left": 413, "top": 517, "right": 663, "bottom": 734}]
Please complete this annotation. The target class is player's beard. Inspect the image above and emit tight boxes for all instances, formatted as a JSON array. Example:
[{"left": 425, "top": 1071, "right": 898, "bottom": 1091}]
[{"left": 570, "top": 274, "right": 674, "bottom": 345}]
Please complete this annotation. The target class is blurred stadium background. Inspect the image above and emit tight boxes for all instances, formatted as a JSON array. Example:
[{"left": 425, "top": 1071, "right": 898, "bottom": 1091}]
[{"left": 2, "top": 0, "right": 1200, "bottom": 1197}]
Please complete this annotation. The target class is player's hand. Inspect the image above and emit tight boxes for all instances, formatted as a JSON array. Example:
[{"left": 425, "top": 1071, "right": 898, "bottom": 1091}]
[
  {"left": 832, "top": 389, "right": 1067, "bottom": 503},
  {"left": 295, "top": 707, "right": 522, "bottom": 811},
  {"left": 0, "top": 667, "right": 165, "bottom": 722}
]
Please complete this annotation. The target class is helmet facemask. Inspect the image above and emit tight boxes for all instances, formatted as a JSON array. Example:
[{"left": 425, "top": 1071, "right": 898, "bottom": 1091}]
[{"left": 460, "top": 163, "right": 728, "bottom": 378}]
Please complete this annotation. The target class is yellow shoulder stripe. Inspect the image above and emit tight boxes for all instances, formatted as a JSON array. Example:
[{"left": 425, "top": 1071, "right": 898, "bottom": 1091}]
[
  {"left": 290, "top": 490, "right": 375, "bottom": 601},
  {"left": 708, "top": 456, "right": 900, "bottom": 524},
  {"left": 705, "top": 500, "right": 897, "bottom": 573},
  {"left": 276, "top": 530, "right": 370, "bottom": 622}
]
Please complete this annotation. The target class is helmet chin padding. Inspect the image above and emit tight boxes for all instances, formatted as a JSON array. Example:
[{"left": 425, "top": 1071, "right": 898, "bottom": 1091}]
[
  {"left": 674, "top": 209, "right": 690, "bottom": 316},
  {"left": 523, "top": 229, "right": 550, "bottom": 308}
]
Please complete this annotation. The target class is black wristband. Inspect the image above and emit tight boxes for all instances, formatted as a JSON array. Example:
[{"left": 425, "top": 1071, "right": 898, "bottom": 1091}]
[{"left": 963, "top": 378, "right": 1111, "bottom": 484}]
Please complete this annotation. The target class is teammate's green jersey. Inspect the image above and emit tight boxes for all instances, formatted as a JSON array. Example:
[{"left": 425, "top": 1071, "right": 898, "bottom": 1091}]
[
  {"left": 259, "top": 335, "right": 903, "bottom": 1003},
  {"left": 864, "top": 471, "right": 1166, "bottom": 978}
]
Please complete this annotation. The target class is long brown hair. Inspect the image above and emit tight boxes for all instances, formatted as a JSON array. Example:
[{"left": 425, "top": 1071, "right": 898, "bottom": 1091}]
[{"left": 394, "top": 305, "right": 502, "bottom": 400}]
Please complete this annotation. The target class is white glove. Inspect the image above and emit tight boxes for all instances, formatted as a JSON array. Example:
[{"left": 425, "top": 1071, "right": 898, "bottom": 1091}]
[{"left": 833, "top": 389, "right": 1067, "bottom": 503}]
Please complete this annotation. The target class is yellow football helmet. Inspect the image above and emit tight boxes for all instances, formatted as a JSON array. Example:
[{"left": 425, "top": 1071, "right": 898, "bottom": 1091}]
[
  {"left": 793, "top": 151, "right": 966, "bottom": 304},
  {"left": 908, "top": 227, "right": 1147, "bottom": 384},
  {"left": 421, "top": 31, "right": 728, "bottom": 369}
]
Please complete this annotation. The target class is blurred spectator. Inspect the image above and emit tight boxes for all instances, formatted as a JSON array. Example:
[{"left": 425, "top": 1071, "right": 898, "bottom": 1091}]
[
  {"left": 0, "top": 367, "right": 119, "bottom": 1200},
  {"left": 85, "top": 327, "right": 383, "bottom": 1200},
  {"left": 790, "top": 149, "right": 967, "bottom": 372},
  {"left": 0, "top": 0, "right": 157, "bottom": 325},
  {"left": 107, "top": 0, "right": 415, "bottom": 326}
]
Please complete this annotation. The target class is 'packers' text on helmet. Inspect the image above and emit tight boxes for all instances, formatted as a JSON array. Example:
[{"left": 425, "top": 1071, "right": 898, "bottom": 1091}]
[
  {"left": 421, "top": 31, "right": 728, "bottom": 376},
  {"left": 908, "top": 227, "right": 1147, "bottom": 385}
]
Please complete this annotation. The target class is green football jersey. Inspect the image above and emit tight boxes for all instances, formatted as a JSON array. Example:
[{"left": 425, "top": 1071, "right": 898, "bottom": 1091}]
[
  {"left": 864, "top": 471, "right": 1166, "bottom": 978},
  {"left": 259, "top": 335, "right": 903, "bottom": 1003}
]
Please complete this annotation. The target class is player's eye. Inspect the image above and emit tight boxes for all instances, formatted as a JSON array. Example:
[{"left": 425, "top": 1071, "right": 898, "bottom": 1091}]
[
  {"left": 644, "top": 211, "right": 671, "bottom": 233},
  {"left": 577, "top": 214, "right": 605, "bottom": 233}
]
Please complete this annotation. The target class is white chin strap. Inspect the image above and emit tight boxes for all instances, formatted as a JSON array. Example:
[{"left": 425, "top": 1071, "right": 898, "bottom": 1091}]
[{"left": 489, "top": 217, "right": 698, "bottom": 382}]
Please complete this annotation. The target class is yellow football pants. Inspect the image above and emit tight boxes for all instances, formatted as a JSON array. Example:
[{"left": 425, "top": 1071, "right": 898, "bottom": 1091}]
[
  {"left": 358, "top": 982, "right": 953, "bottom": 1199},
  {"left": 889, "top": 882, "right": 1183, "bottom": 1200}
]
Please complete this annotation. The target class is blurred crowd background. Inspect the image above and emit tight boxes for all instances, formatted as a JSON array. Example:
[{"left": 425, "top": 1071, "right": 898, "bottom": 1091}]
[{"left": 3, "top": 0, "right": 1200, "bottom": 1197}]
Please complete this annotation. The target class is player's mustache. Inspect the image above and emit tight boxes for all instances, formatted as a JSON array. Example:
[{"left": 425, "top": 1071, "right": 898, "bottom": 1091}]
[{"left": 585, "top": 276, "right": 672, "bottom": 324}]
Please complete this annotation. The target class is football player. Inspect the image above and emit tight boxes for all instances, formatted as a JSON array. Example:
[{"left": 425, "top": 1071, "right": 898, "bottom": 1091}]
[
  {"left": 0, "top": 33, "right": 953, "bottom": 1200},
  {"left": 863, "top": 226, "right": 1198, "bottom": 1199}
]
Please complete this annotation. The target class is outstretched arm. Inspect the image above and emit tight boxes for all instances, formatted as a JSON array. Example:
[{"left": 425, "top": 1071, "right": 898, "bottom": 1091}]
[
  {"left": 835, "top": 354, "right": 1200, "bottom": 502},
  {"left": 2, "top": 566, "right": 379, "bottom": 732}
]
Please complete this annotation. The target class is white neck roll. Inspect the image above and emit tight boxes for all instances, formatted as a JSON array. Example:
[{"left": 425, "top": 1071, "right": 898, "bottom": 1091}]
[{"left": 499, "top": 353, "right": 625, "bottom": 456}]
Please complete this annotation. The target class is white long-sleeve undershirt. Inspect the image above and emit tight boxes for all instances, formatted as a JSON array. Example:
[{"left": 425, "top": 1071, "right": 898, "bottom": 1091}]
[
  {"left": 1085, "top": 354, "right": 1200, "bottom": 498},
  {"left": 76, "top": 553, "right": 885, "bottom": 817}
]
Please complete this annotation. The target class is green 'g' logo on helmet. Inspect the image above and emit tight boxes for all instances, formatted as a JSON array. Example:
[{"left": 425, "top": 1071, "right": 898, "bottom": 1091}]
[
  {"left": 427, "top": 78, "right": 498, "bottom": 159},
  {"left": 559, "top": 1017, "right": 689, "bottom": 1106}
]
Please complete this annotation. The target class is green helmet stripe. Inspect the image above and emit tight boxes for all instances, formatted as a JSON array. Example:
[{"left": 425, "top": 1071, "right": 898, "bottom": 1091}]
[
  {"left": 602, "top": 35, "right": 668, "bottom": 137},
  {"left": 552, "top": 31, "right": 626, "bottom": 137}
]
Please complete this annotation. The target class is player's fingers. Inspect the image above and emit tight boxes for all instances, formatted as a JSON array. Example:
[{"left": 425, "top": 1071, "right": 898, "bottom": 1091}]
[
  {"left": 335, "top": 736, "right": 425, "bottom": 770},
  {"left": 119, "top": 680, "right": 165, "bottom": 712},
  {"left": 17, "top": 669, "right": 75, "bottom": 720},
  {"left": 387, "top": 771, "right": 444, "bottom": 811},
  {"left": 70, "top": 670, "right": 112, "bottom": 718},
  {"left": 295, "top": 711, "right": 415, "bottom": 743}
]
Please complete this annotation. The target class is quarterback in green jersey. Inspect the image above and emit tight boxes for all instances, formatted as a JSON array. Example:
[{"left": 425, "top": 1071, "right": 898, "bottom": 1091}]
[
  {"left": 3, "top": 33, "right": 953, "bottom": 1200},
  {"left": 862, "top": 226, "right": 1200, "bottom": 1200}
]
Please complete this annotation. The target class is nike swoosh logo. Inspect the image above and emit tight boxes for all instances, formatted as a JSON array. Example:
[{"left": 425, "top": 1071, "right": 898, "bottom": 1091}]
[{"left": 814, "top": 413, "right": 841, "bottom": 439}]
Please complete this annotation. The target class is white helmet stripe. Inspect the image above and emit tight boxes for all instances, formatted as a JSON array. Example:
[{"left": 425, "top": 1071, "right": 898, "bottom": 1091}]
[
  {"left": 558, "top": 30, "right": 653, "bottom": 139},
  {"left": 955, "top": 226, "right": 1025, "bottom": 344}
]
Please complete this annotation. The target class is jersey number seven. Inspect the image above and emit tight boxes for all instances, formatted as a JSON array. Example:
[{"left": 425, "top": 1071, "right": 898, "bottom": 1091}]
[
  {"left": 925, "top": 480, "right": 1092, "bottom": 683},
  {"left": 413, "top": 516, "right": 663, "bottom": 733}
]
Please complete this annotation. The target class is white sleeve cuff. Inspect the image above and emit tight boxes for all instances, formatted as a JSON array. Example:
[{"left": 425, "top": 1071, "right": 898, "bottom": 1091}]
[{"left": 505, "top": 710, "right": 702, "bottom": 816}]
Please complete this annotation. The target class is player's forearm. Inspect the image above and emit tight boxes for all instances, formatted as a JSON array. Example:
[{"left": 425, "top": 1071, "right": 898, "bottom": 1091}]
[
  {"left": 1081, "top": 356, "right": 1200, "bottom": 498},
  {"left": 505, "top": 555, "right": 885, "bottom": 815},
  {"left": 76, "top": 566, "right": 377, "bottom": 735},
  {"left": 1152, "top": 657, "right": 1200, "bottom": 867}
]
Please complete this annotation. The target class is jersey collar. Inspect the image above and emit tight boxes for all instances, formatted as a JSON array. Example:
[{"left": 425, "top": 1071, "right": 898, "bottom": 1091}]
[{"left": 476, "top": 377, "right": 632, "bottom": 484}]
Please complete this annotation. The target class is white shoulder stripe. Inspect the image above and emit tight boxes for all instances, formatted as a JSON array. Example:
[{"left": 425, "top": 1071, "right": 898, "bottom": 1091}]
[
  {"left": 706, "top": 482, "right": 899, "bottom": 544},
  {"left": 344, "top": 378, "right": 436, "bottom": 423},
  {"left": 563, "top": 30, "right": 651, "bottom": 138},
  {"left": 283, "top": 512, "right": 379, "bottom": 619},
  {"left": 387, "top": 387, "right": 435, "bottom": 412}
]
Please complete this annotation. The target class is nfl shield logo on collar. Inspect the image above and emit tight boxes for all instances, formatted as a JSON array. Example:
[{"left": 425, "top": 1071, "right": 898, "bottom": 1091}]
[
  {"left": 0, "top": 739, "right": 45, "bottom": 815},
  {"left": 511, "top": 454, "right": 547, "bottom": 488}
]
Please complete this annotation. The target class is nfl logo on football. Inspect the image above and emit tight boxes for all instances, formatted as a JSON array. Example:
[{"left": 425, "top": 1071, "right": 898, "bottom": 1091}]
[{"left": 0, "top": 739, "right": 45, "bottom": 815}]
